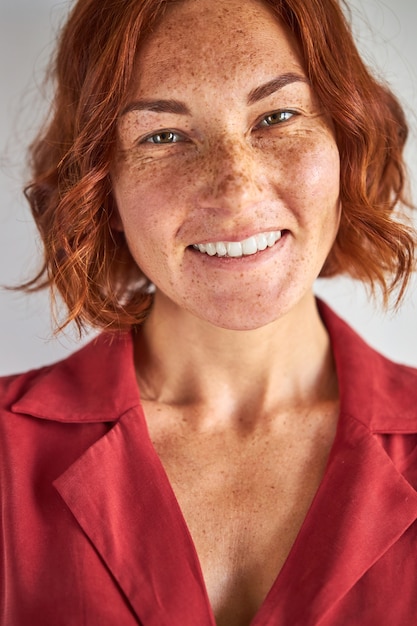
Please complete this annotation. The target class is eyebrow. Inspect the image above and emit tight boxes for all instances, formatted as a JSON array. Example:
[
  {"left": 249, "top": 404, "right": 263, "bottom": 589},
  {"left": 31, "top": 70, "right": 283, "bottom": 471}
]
[
  {"left": 120, "top": 72, "right": 309, "bottom": 117},
  {"left": 120, "top": 99, "right": 190, "bottom": 117},
  {"left": 247, "top": 72, "right": 309, "bottom": 105}
]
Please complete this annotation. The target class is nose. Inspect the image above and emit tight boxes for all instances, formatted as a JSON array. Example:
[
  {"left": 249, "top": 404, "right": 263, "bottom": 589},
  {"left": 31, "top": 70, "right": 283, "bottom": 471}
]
[{"left": 197, "top": 137, "right": 265, "bottom": 213}]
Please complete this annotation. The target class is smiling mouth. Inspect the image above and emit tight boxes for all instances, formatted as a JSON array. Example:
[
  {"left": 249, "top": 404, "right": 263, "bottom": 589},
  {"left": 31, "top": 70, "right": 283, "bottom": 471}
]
[{"left": 192, "top": 231, "right": 282, "bottom": 258}]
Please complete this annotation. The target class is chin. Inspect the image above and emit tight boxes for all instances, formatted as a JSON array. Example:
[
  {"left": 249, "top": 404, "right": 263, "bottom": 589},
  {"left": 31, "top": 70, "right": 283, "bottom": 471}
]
[
  {"left": 187, "top": 285, "right": 315, "bottom": 332},
  {"left": 192, "top": 306, "right": 288, "bottom": 332}
]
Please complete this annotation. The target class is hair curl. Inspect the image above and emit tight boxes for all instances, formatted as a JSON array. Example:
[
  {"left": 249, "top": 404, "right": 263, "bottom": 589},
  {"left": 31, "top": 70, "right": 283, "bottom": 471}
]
[{"left": 23, "top": 0, "right": 415, "bottom": 331}]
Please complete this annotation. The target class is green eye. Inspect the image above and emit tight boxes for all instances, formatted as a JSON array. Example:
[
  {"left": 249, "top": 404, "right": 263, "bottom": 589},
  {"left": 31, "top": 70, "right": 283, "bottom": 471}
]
[
  {"left": 260, "top": 111, "right": 295, "bottom": 127},
  {"left": 146, "top": 131, "right": 182, "bottom": 144}
]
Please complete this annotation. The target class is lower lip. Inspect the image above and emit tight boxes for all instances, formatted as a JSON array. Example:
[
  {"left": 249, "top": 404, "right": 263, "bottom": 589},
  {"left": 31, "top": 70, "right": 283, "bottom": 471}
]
[{"left": 187, "top": 232, "right": 288, "bottom": 269}]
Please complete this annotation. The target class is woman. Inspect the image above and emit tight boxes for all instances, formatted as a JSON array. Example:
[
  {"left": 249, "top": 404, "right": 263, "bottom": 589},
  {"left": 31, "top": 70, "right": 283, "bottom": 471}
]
[{"left": 1, "top": 0, "right": 416, "bottom": 624}]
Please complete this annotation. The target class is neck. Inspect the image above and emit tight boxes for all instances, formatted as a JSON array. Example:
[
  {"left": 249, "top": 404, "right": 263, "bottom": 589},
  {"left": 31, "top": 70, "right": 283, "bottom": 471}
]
[{"left": 134, "top": 291, "right": 338, "bottom": 426}]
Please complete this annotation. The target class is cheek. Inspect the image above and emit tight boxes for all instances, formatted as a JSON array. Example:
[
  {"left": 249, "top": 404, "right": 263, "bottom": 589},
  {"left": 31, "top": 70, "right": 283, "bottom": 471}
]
[
  {"left": 111, "top": 164, "right": 188, "bottom": 280},
  {"left": 274, "top": 132, "right": 339, "bottom": 182},
  {"left": 112, "top": 161, "right": 166, "bottom": 233},
  {"left": 112, "top": 131, "right": 340, "bottom": 230},
  {"left": 272, "top": 136, "right": 340, "bottom": 217},
  {"left": 115, "top": 150, "right": 199, "bottom": 221}
]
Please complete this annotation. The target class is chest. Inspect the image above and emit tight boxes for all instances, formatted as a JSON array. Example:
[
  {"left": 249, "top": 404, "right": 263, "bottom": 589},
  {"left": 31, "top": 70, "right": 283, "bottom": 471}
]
[{"left": 145, "top": 405, "right": 338, "bottom": 626}]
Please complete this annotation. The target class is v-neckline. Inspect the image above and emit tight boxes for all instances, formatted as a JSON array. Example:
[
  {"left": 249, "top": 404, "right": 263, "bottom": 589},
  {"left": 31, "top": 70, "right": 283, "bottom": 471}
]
[
  {"left": 126, "top": 400, "right": 417, "bottom": 625},
  {"left": 136, "top": 399, "right": 334, "bottom": 626},
  {"left": 52, "top": 306, "right": 417, "bottom": 625},
  {"left": 52, "top": 395, "right": 417, "bottom": 625}
]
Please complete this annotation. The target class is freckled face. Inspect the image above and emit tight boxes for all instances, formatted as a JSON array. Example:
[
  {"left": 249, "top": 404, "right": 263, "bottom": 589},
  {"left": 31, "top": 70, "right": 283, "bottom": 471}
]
[{"left": 111, "top": 0, "right": 341, "bottom": 330}]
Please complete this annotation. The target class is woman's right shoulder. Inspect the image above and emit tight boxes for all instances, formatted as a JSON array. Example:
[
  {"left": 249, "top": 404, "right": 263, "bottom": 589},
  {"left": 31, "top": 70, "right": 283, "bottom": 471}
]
[
  {"left": 0, "top": 365, "right": 54, "bottom": 413},
  {"left": 0, "top": 330, "right": 139, "bottom": 426}
]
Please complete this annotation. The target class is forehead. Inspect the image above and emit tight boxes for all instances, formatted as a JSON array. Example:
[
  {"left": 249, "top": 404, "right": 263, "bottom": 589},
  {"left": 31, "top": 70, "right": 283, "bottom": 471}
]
[{"left": 132, "top": 0, "right": 304, "bottom": 91}]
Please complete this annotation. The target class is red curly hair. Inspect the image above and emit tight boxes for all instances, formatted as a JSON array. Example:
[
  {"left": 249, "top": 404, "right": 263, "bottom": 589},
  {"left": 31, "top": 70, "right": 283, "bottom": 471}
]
[{"left": 23, "top": 0, "right": 415, "bottom": 331}]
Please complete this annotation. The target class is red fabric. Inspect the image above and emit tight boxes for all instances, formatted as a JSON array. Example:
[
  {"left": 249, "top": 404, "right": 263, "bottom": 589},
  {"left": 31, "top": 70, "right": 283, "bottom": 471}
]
[{"left": 2, "top": 300, "right": 417, "bottom": 625}]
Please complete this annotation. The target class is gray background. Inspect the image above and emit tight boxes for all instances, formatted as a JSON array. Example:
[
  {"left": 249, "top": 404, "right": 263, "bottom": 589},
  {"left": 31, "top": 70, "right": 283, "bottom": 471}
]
[{"left": 1, "top": 0, "right": 416, "bottom": 375}]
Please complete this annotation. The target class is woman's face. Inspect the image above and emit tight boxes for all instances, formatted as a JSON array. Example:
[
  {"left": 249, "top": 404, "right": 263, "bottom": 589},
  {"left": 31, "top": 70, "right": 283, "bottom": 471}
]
[{"left": 111, "top": 0, "right": 341, "bottom": 330}]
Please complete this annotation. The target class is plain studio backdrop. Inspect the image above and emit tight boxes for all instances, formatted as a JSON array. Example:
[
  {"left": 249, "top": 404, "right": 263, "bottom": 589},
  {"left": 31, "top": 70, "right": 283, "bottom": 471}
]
[{"left": 0, "top": 0, "right": 416, "bottom": 376}]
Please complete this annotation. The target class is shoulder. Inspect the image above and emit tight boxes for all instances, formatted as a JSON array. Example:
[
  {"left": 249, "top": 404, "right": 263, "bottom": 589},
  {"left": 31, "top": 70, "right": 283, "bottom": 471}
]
[
  {"left": 0, "top": 364, "right": 53, "bottom": 415},
  {"left": 318, "top": 299, "right": 417, "bottom": 432},
  {"left": 0, "top": 331, "right": 140, "bottom": 424}
]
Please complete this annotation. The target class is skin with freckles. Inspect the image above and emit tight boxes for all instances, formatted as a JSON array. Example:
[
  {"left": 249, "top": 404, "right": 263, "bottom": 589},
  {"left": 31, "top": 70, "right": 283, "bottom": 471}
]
[
  {"left": 111, "top": 1, "right": 341, "bottom": 625},
  {"left": 112, "top": 0, "right": 341, "bottom": 331}
]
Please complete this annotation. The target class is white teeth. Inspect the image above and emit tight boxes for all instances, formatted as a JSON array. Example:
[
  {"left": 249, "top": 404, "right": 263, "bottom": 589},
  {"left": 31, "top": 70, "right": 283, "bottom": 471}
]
[
  {"left": 192, "top": 230, "right": 282, "bottom": 258},
  {"left": 266, "top": 231, "right": 278, "bottom": 247},
  {"left": 227, "top": 242, "right": 243, "bottom": 257},
  {"left": 216, "top": 242, "right": 227, "bottom": 256},
  {"left": 256, "top": 233, "right": 268, "bottom": 251},
  {"left": 241, "top": 236, "right": 258, "bottom": 255}
]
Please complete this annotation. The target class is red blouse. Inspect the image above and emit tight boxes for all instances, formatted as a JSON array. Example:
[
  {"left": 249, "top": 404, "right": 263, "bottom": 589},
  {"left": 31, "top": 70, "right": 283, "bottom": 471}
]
[{"left": 2, "top": 301, "right": 417, "bottom": 625}]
